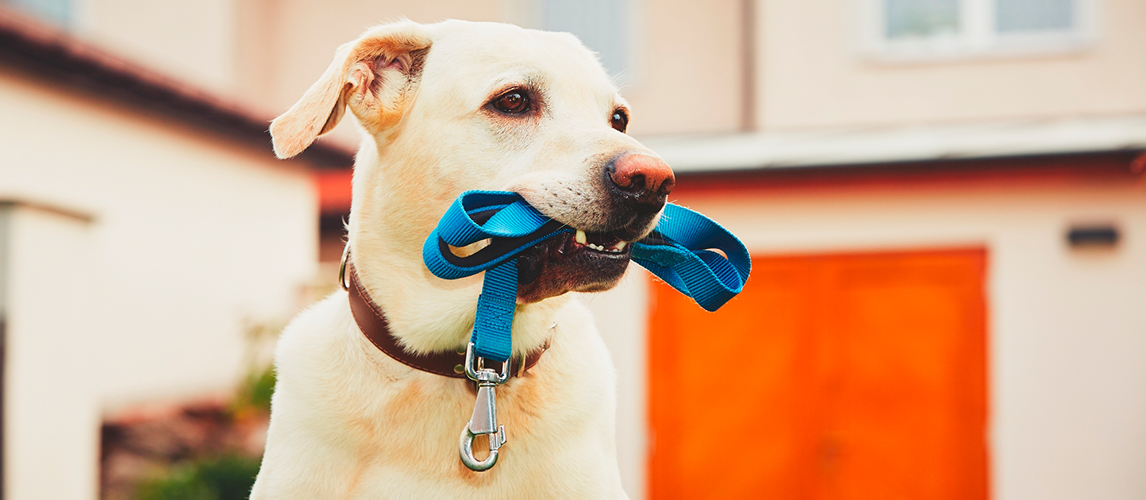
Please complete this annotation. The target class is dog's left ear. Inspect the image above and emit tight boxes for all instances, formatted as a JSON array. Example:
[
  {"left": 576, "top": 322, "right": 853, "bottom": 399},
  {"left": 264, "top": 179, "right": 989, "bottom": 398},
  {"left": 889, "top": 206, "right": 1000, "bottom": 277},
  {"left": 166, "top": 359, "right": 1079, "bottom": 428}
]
[{"left": 270, "top": 21, "right": 432, "bottom": 159}]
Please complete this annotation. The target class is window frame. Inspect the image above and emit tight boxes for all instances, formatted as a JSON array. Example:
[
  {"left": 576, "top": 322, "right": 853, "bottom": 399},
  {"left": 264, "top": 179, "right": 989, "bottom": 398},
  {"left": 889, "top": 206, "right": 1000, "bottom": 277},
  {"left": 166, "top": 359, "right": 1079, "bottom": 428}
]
[{"left": 856, "top": 0, "right": 1099, "bottom": 62}]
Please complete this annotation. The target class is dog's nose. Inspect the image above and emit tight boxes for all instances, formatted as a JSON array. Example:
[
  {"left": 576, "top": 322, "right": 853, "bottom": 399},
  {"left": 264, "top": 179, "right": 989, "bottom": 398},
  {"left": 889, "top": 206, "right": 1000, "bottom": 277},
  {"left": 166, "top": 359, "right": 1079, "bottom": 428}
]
[{"left": 606, "top": 153, "right": 675, "bottom": 209}]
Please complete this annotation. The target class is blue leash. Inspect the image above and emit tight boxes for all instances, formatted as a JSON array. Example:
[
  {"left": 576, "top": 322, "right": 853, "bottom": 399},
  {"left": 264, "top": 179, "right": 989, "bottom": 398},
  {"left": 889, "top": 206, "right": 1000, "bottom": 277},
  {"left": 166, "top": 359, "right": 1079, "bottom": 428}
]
[
  {"left": 423, "top": 190, "right": 752, "bottom": 363},
  {"left": 423, "top": 190, "right": 751, "bottom": 472}
]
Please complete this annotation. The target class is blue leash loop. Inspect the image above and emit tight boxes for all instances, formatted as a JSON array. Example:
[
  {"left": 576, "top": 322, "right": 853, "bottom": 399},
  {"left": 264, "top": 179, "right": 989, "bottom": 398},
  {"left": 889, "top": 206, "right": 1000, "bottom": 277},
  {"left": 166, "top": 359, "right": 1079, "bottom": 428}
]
[{"left": 423, "top": 190, "right": 751, "bottom": 363}]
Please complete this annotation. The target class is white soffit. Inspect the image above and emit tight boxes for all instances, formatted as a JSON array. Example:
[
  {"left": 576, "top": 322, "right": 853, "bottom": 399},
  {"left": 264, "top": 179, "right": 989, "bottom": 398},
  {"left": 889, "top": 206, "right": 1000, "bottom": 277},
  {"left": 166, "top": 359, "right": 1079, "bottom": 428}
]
[{"left": 640, "top": 115, "right": 1146, "bottom": 173}]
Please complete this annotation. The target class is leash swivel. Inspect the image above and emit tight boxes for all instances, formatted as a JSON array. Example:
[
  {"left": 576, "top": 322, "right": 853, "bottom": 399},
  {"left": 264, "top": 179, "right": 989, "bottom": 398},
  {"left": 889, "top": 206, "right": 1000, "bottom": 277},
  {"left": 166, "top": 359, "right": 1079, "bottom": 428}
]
[{"left": 458, "top": 342, "right": 509, "bottom": 471}]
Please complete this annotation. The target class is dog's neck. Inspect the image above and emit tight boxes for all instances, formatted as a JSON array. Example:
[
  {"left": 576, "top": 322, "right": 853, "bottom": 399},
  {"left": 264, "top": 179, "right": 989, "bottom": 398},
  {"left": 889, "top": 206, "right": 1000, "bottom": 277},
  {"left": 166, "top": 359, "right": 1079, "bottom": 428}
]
[{"left": 345, "top": 141, "right": 563, "bottom": 357}]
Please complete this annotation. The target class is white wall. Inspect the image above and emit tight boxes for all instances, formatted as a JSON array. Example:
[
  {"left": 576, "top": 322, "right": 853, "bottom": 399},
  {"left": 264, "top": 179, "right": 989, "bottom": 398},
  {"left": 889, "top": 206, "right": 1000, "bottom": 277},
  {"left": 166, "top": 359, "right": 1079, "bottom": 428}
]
[
  {"left": 0, "top": 70, "right": 316, "bottom": 499},
  {"left": 591, "top": 171, "right": 1146, "bottom": 500},
  {"left": 74, "top": 0, "right": 238, "bottom": 95},
  {"left": 5, "top": 205, "right": 101, "bottom": 499}
]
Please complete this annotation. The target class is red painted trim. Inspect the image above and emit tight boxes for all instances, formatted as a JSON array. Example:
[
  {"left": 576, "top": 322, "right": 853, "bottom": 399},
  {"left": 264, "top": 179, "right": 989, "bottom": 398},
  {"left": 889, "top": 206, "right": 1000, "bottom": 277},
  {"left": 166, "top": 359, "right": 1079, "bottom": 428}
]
[
  {"left": 1131, "top": 152, "right": 1146, "bottom": 174},
  {"left": 316, "top": 170, "right": 354, "bottom": 213}
]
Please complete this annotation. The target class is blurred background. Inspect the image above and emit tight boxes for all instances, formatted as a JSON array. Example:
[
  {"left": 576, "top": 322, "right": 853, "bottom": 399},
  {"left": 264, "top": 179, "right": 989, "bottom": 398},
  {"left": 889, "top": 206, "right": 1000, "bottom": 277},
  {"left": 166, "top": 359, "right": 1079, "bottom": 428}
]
[{"left": 1, "top": 0, "right": 1144, "bottom": 499}]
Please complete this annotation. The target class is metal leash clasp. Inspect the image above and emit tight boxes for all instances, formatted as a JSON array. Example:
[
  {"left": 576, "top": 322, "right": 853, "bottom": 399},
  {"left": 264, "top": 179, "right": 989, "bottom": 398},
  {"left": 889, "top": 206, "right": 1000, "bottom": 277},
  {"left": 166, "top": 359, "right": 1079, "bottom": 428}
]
[{"left": 459, "top": 342, "right": 510, "bottom": 471}]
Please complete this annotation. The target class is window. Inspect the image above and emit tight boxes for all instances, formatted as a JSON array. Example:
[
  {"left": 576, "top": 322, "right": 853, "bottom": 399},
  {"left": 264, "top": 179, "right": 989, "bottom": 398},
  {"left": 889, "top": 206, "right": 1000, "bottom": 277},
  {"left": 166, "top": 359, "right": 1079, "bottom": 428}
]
[
  {"left": 885, "top": 0, "right": 961, "bottom": 39},
  {"left": 2, "top": 0, "right": 71, "bottom": 26},
  {"left": 865, "top": 0, "right": 1094, "bottom": 60},
  {"left": 538, "top": 0, "right": 634, "bottom": 83},
  {"left": 995, "top": 0, "right": 1075, "bottom": 33}
]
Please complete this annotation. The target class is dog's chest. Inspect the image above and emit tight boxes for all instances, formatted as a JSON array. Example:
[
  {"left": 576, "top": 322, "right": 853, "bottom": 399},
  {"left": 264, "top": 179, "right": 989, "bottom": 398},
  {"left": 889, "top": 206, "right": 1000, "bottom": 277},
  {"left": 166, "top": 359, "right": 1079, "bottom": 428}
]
[{"left": 343, "top": 370, "right": 624, "bottom": 498}]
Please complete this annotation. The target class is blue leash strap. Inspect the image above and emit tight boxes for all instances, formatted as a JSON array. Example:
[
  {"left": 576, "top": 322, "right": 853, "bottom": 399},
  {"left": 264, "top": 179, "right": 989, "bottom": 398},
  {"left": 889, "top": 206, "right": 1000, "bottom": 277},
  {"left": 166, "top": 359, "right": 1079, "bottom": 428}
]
[
  {"left": 631, "top": 204, "right": 751, "bottom": 312},
  {"left": 423, "top": 190, "right": 751, "bottom": 362},
  {"left": 422, "top": 191, "right": 571, "bottom": 281},
  {"left": 421, "top": 191, "right": 572, "bottom": 361}
]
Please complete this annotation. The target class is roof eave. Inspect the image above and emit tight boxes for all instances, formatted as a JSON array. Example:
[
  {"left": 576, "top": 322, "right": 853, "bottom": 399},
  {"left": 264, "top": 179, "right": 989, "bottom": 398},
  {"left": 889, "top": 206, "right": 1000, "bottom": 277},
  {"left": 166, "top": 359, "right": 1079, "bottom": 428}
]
[
  {"left": 641, "top": 115, "right": 1146, "bottom": 174},
  {"left": 0, "top": 8, "right": 355, "bottom": 170}
]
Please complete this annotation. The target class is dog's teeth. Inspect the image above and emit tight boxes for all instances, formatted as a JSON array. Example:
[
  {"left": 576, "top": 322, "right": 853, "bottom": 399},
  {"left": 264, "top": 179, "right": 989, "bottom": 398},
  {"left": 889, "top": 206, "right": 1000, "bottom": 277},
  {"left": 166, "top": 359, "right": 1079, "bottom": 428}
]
[
  {"left": 614, "top": 241, "right": 627, "bottom": 251},
  {"left": 576, "top": 230, "right": 587, "bottom": 245}
]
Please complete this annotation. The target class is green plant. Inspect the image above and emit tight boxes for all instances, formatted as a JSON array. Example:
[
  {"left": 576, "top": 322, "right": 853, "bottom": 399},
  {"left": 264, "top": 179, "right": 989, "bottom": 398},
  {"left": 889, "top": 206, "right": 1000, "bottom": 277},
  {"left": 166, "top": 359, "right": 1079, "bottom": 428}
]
[
  {"left": 231, "top": 365, "right": 276, "bottom": 417},
  {"left": 134, "top": 454, "right": 261, "bottom": 500},
  {"left": 229, "top": 319, "right": 282, "bottom": 418}
]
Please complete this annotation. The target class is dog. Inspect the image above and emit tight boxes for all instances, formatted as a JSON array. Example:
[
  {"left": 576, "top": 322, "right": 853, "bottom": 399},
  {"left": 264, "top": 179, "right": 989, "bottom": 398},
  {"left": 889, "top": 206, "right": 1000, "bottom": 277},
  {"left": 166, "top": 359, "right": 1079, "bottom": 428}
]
[{"left": 251, "top": 19, "right": 674, "bottom": 499}]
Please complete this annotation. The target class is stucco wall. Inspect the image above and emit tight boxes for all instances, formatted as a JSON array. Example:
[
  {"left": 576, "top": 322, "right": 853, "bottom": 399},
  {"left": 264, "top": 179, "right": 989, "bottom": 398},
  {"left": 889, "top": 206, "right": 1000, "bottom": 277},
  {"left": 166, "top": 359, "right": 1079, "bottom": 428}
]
[
  {"left": 756, "top": 0, "right": 1146, "bottom": 130},
  {"left": 74, "top": 0, "right": 238, "bottom": 95},
  {"left": 0, "top": 70, "right": 317, "bottom": 499},
  {"left": 621, "top": 0, "right": 747, "bottom": 137},
  {"left": 590, "top": 167, "right": 1146, "bottom": 500},
  {"left": 5, "top": 205, "right": 101, "bottom": 499}
]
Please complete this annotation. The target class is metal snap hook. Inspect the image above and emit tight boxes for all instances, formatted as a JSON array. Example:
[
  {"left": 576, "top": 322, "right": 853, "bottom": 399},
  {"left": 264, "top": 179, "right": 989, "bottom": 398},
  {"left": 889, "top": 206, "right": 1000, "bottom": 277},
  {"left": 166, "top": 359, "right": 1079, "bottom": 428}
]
[
  {"left": 459, "top": 420, "right": 505, "bottom": 471},
  {"left": 458, "top": 343, "right": 510, "bottom": 472},
  {"left": 462, "top": 342, "right": 510, "bottom": 384}
]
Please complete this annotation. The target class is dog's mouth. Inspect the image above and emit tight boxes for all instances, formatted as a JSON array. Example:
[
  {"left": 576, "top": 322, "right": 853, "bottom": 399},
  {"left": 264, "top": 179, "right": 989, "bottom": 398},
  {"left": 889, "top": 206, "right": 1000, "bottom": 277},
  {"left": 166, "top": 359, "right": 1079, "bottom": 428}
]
[
  {"left": 515, "top": 229, "right": 633, "bottom": 303},
  {"left": 569, "top": 229, "right": 630, "bottom": 254}
]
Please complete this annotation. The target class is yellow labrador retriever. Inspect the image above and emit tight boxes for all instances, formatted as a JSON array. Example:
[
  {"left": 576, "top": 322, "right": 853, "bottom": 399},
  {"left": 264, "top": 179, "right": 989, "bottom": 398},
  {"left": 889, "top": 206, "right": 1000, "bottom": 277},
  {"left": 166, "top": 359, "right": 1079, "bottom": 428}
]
[{"left": 251, "top": 19, "right": 673, "bottom": 499}]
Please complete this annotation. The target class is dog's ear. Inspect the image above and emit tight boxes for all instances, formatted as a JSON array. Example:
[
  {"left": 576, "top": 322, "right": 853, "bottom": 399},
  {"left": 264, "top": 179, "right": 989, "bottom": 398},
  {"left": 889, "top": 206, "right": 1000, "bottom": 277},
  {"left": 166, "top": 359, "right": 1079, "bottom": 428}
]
[{"left": 270, "top": 21, "right": 432, "bottom": 159}]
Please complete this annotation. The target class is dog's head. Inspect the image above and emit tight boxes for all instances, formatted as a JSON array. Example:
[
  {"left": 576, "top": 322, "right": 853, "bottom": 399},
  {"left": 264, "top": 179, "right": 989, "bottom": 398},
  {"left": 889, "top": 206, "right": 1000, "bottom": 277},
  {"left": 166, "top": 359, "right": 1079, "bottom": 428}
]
[{"left": 272, "top": 19, "right": 672, "bottom": 304}]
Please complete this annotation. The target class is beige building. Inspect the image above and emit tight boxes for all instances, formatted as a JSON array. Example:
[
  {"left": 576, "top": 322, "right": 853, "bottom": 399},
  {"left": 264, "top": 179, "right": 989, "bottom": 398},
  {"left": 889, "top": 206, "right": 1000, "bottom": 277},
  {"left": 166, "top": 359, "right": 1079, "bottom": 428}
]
[
  {"left": 3, "top": 0, "right": 1145, "bottom": 498},
  {"left": 0, "top": 8, "right": 336, "bottom": 500}
]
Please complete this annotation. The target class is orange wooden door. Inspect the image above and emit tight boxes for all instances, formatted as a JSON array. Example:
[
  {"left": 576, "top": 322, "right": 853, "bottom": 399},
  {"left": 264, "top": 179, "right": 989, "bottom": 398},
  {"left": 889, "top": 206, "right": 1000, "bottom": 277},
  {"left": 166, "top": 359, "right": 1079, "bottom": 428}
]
[{"left": 648, "top": 249, "right": 989, "bottom": 500}]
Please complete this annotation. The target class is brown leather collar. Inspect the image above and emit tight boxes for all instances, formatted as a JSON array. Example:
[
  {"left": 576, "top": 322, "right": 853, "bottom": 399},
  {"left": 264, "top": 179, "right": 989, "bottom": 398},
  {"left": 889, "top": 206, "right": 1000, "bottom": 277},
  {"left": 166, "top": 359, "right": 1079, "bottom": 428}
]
[{"left": 346, "top": 262, "right": 545, "bottom": 378}]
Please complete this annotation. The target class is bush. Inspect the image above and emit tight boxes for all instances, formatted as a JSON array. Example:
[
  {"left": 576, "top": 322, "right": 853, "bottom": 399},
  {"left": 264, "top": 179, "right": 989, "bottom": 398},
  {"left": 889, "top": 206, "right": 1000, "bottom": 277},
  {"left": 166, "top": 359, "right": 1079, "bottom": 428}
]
[{"left": 134, "top": 454, "right": 261, "bottom": 500}]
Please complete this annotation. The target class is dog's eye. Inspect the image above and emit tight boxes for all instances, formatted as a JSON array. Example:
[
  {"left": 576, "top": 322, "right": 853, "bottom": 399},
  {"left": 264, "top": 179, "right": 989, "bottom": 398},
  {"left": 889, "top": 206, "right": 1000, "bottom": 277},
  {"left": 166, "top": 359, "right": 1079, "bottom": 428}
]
[
  {"left": 493, "top": 90, "right": 530, "bottom": 114},
  {"left": 611, "top": 109, "right": 628, "bottom": 133}
]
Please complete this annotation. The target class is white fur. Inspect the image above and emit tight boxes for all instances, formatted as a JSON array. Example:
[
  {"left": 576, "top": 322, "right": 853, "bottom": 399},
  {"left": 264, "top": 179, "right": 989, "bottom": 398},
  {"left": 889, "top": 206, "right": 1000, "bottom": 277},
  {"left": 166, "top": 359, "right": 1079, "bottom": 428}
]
[{"left": 252, "top": 19, "right": 665, "bottom": 499}]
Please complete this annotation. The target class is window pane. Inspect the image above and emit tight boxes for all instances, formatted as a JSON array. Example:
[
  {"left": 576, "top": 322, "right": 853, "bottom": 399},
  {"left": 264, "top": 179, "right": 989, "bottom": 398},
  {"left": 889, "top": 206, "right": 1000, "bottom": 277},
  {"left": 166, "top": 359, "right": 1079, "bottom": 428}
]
[
  {"left": 996, "top": 0, "right": 1074, "bottom": 33},
  {"left": 2, "top": 0, "right": 71, "bottom": 25},
  {"left": 542, "top": 0, "right": 630, "bottom": 79},
  {"left": 885, "top": 0, "right": 961, "bottom": 39}
]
